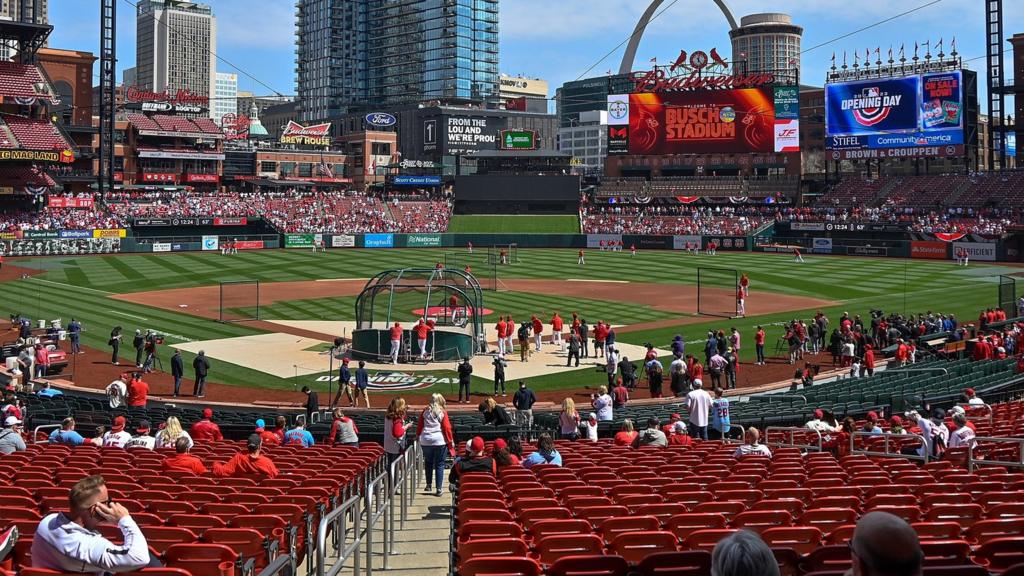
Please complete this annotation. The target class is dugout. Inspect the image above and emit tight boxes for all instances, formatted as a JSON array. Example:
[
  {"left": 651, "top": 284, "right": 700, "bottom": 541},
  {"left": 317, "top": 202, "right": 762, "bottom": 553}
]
[{"left": 351, "top": 268, "right": 486, "bottom": 362}]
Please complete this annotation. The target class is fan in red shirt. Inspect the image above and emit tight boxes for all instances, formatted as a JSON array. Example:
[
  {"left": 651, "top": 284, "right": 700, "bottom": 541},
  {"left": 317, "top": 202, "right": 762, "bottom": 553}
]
[
  {"left": 214, "top": 434, "right": 279, "bottom": 478},
  {"left": 254, "top": 419, "right": 279, "bottom": 446},
  {"left": 995, "top": 307, "right": 1007, "bottom": 322},
  {"left": 190, "top": 408, "right": 224, "bottom": 442},
  {"left": 688, "top": 356, "right": 704, "bottom": 384},
  {"left": 126, "top": 373, "right": 149, "bottom": 408},
  {"left": 895, "top": 340, "right": 910, "bottom": 366},
  {"left": 754, "top": 327, "right": 766, "bottom": 365},
  {"left": 863, "top": 344, "right": 876, "bottom": 376},
  {"left": 161, "top": 436, "right": 208, "bottom": 474}
]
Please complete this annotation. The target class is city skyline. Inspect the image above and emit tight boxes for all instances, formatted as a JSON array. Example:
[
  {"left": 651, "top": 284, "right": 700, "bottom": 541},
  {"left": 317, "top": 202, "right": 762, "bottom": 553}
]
[{"left": 47, "top": 0, "right": 1024, "bottom": 106}]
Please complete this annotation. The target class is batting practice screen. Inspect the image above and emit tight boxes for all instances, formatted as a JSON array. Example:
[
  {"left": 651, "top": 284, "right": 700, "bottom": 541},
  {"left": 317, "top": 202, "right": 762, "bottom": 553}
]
[
  {"left": 697, "top": 267, "right": 739, "bottom": 318},
  {"left": 999, "top": 275, "right": 1018, "bottom": 317},
  {"left": 219, "top": 280, "right": 260, "bottom": 322}
]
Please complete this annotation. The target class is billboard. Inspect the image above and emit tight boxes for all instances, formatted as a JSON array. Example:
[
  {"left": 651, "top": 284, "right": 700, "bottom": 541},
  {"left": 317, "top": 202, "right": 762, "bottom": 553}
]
[
  {"left": 444, "top": 116, "right": 501, "bottom": 155},
  {"left": 826, "top": 71, "right": 964, "bottom": 151},
  {"left": 911, "top": 240, "right": 947, "bottom": 260},
  {"left": 607, "top": 95, "right": 630, "bottom": 126},
  {"left": 625, "top": 89, "right": 779, "bottom": 155},
  {"left": 281, "top": 121, "right": 331, "bottom": 147},
  {"left": 953, "top": 241, "right": 996, "bottom": 262}
]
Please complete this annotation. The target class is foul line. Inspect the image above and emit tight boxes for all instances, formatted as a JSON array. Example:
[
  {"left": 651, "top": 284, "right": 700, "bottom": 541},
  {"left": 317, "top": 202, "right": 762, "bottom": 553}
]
[
  {"left": 108, "top": 310, "right": 149, "bottom": 322},
  {"left": 567, "top": 279, "right": 629, "bottom": 284},
  {"left": 26, "top": 277, "right": 114, "bottom": 295},
  {"left": 315, "top": 278, "right": 367, "bottom": 282}
]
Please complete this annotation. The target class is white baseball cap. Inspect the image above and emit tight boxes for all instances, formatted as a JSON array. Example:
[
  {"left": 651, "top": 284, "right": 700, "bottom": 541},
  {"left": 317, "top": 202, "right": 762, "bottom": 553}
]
[{"left": 5, "top": 416, "right": 22, "bottom": 426}]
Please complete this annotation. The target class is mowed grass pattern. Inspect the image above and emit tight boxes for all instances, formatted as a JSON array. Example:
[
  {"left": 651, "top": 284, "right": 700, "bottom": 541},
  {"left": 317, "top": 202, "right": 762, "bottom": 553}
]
[
  {"left": 3, "top": 248, "right": 1015, "bottom": 392},
  {"left": 447, "top": 215, "right": 580, "bottom": 233}
]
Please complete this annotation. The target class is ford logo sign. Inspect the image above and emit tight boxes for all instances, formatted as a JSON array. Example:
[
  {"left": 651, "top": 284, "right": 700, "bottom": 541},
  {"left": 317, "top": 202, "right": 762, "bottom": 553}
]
[{"left": 365, "top": 113, "right": 397, "bottom": 127}]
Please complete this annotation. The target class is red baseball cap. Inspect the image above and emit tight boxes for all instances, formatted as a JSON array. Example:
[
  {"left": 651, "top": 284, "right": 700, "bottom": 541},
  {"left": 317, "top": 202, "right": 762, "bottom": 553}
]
[
  {"left": 111, "top": 415, "right": 126, "bottom": 432},
  {"left": 202, "top": 408, "right": 213, "bottom": 419},
  {"left": 670, "top": 413, "right": 681, "bottom": 421},
  {"left": 493, "top": 438, "right": 507, "bottom": 451},
  {"left": 890, "top": 415, "right": 903, "bottom": 425},
  {"left": 965, "top": 388, "right": 975, "bottom": 396},
  {"left": 469, "top": 436, "right": 485, "bottom": 453},
  {"left": 342, "top": 358, "right": 350, "bottom": 364},
  {"left": 867, "top": 411, "right": 878, "bottom": 421},
  {"left": 814, "top": 409, "right": 824, "bottom": 420}
]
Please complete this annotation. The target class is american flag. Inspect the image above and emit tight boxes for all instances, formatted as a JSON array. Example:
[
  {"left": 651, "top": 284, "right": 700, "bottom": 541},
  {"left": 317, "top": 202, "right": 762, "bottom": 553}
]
[{"left": 316, "top": 161, "right": 334, "bottom": 178}]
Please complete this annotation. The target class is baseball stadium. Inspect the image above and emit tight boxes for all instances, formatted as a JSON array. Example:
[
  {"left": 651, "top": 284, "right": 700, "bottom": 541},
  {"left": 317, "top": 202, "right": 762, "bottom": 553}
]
[{"left": 1, "top": 2, "right": 1024, "bottom": 576}]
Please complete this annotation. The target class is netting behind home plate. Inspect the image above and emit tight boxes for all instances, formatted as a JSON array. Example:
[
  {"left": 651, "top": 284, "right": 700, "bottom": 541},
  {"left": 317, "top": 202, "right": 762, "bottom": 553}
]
[{"left": 697, "top": 267, "right": 739, "bottom": 318}]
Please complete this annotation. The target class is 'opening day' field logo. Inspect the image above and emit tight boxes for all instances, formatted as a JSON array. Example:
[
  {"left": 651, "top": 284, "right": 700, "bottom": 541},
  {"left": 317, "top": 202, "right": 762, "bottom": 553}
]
[
  {"left": 842, "top": 87, "right": 902, "bottom": 127},
  {"left": 313, "top": 372, "right": 441, "bottom": 390}
]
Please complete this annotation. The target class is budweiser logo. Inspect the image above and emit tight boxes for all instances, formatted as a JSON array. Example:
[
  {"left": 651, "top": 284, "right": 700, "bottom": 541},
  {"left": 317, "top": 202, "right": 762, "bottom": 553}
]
[
  {"left": 125, "top": 85, "right": 209, "bottom": 106},
  {"left": 632, "top": 69, "right": 775, "bottom": 93},
  {"left": 282, "top": 121, "right": 331, "bottom": 137}
]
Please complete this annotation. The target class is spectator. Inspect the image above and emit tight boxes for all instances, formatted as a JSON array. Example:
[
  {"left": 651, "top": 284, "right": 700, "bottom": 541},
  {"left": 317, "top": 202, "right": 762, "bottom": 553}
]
[
  {"left": 614, "top": 419, "right": 638, "bottom": 446},
  {"left": 34, "top": 344, "right": 50, "bottom": 378},
  {"left": 581, "top": 412, "right": 599, "bottom": 442},
  {"left": 847, "top": 511, "right": 923, "bottom": 576},
  {"left": 254, "top": 419, "right": 280, "bottom": 447},
  {"left": 591, "top": 385, "right": 613, "bottom": 421},
  {"left": 947, "top": 412, "right": 976, "bottom": 450},
  {"left": 354, "top": 360, "right": 370, "bottom": 408},
  {"left": 327, "top": 408, "right": 360, "bottom": 446},
  {"left": 170, "top": 350, "right": 184, "bottom": 397},
  {"left": 192, "top": 350, "right": 210, "bottom": 398},
  {"left": 125, "top": 373, "right": 148, "bottom": 408},
  {"left": 633, "top": 417, "right": 668, "bottom": 448},
  {"left": 125, "top": 420, "right": 155, "bottom": 450},
  {"left": 889, "top": 415, "right": 906, "bottom": 435},
  {"left": 213, "top": 434, "right": 279, "bottom": 478},
  {"left": 733, "top": 427, "right": 772, "bottom": 458},
  {"left": 36, "top": 381, "right": 63, "bottom": 398},
  {"left": 0, "top": 416, "right": 26, "bottom": 454},
  {"left": 711, "top": 387, "right": 731, "bottom": 440},
  {"left": 161, "top": 436, "right": 208, "bottom": 474},
  {"left": 105, "top": 376, "right": 127, "bottom": 409},
  {"left": 686, "top": 379, "right": 713, "bottom": 440},
  {"left": 512, "top": 380, "right": 536, "bottom": 433},
  {"left": 493, "top": 438, "right": 520, "bottom": 468},
  {"left": 31, "top": 475, "right": 151, "bottom": 573},
  {"left": 448, "top": 436, "right": 496, "bottom": 486},
  {"left": 417, "top": 393, "right": 454, "bottom": 497},
  {"left": 805, "top": 409, "right": 838, "bottom": 433},
  {"left": 89, "top": 426, "right": 106, "bottom": 447},
  {"left": 301, "top": 386, "right": 319, "bottom": 423},
  {"left": 669, "top": 421, "right": 693, "bottom": 446},
  {"left": 101, "top": 416, "right": 131, "bottom": 449},
  {"left": 384, "top": 397, "right": 411, "bottom": 468},
  {"left": 190, "top": 408, "right": 223, "bottom": 442},
  {"left": 557, "top": 398, "right": 581, "bottom": 440},
  {"left": 862, "top": 412, "right": 883, "bottom": 435},
  {"left": 522, "top": 433, "right": 562, "bottom": 468},
  {"left": 49, "top": 417, "right": 85, "bottom": 446},
  {"left": 711, "top": 530, "right": 780, "bottom": 576},
  {"left": 479, "top": 397, "right": 512, "bottom": 426},
  {"left": 154, "top": 416, "right": 193, "bottom": 450},
  {"left": 273, "top": 416, "right": 287, "bottom": 444},
  {"left": 964, "top": 387, "right": 984, "bottom": 406},
  {"left": 611, "top": 377, "right": 629, "bottom": 409},
  {"left": 283, "top": 422, "right": 315, "bottom": 447}
]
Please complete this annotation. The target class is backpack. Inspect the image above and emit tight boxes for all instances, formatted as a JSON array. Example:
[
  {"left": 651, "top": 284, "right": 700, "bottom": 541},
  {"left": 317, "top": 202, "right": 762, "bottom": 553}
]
[{"left": 517, "top": 325, "right": 529, "bottom": 340}]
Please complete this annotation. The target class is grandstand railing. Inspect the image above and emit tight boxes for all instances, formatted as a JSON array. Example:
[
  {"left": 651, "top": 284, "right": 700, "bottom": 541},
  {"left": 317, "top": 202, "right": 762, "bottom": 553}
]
[
  {"left": 764, "top": 426, "right": 823, "bottom": 452},
  {"left": 967, "top": 436, "right": 1024, "bottom": 473},
  {"left": 257, "top": 552, "right": 293, "bottom": 576},
  {"left": 32, "top": 423, "right": 60, "bottom": 442},
  {"left": 850, "top": 431, "right": 929, "bottom": 464},
  {"left": 316, "top": 493, "right": 362, "bottom": 576}
]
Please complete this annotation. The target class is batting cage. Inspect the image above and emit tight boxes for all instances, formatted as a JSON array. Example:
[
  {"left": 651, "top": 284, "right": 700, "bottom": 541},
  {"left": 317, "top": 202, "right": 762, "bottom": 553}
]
[
  {"left": 218, "top": 280, "right": 260, "bottom": 322},
  {"left": 999, "top": 275, "right": 1018, "bottom": 317},
  {"left": 697, "top": 267, "right": 740, "bottom": 318},
  {"left": 446, "top": 251, "right": 498, "bottom": 291},
  {"left": 352, "top": 268, "right": 486, "bottom": 362}
]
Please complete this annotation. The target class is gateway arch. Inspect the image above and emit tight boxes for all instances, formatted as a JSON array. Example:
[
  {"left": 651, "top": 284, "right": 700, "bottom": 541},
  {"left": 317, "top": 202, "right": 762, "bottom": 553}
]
[{"left": 618, "top": 0, "right": 739, "bottom": 75}]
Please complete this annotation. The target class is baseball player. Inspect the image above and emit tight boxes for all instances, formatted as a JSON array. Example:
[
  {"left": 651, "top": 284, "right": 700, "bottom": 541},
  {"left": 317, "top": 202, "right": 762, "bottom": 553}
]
[
  {"left": 739, "top": 273, "right": 750, "bottom": 298},
  {"left": 531, "top": 315, "right": 544, "bottom": 352},
  {"left": 494, "top": 316, "right": 507, "bottom": 356},
  {"left": 504, "top": 314, "right": 515, "bottom": 354},
  {"left": 793, "top": 246, "right": 804, "bottom": 263},
  {"left": 550, "top": 312, "right": 564, "bottom": 351},
  {"left": 630, "top": 244, "right": 637, "bottom": 257},
  {"left": 414, "top": 318, "right": 432, "bottom": 359},
  {"left": 389, "top": 322, "right": 403, "bottom": 364},
  {"left": 578, "top": 249, "right": 585, "bottom": 265}
]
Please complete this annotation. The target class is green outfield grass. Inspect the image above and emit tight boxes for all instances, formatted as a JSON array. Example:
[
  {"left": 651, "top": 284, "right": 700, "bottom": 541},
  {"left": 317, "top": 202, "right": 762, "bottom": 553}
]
[
  {"left": 2, "top": 248, "right": 1015, "bottom": 395},
  {"left": 447, "top": 215, "right": 580, "bottom": 233}
]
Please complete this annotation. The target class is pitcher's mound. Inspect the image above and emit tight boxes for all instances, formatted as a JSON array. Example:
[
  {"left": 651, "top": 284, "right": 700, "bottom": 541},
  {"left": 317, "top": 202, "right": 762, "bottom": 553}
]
[{"left": 412, "top": 306, "right": 494, "bottom": 317}]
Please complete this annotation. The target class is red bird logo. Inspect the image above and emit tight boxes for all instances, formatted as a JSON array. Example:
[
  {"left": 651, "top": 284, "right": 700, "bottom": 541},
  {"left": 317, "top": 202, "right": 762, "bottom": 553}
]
[{"left": 710, "top": 47, "right": 729, "bottom": 69}]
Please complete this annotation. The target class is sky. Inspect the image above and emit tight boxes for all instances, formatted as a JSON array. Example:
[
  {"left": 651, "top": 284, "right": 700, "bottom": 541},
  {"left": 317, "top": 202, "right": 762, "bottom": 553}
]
[{"left": 49, "top": 0, "right": 1024, "bottom": 108}]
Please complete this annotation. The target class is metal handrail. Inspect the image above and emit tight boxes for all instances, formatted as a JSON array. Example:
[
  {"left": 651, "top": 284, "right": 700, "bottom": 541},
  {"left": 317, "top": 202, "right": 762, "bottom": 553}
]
[
  {"left": 956, "top": 403, "right": 995, "bottom": 427},
  {"left": 850, "top": 431, "right": 929, "bottom": 464},
  {"left": 764, "top": 426, "right": 823, "bottom": 452},
  {"left": 32, "top": 424, "right": 61, "bottom": 443},
  {"left": 363, "top": 469, "right": 389, "bottom": 576},
  {"left": 315, "top": 494, "right": 362, "bottom": 576},
  {"left": 256, "top": 553, "right": 293, "bottom": 576},
  {"left": 967, "top": 436, "right": 1024, "bottom": 472}
]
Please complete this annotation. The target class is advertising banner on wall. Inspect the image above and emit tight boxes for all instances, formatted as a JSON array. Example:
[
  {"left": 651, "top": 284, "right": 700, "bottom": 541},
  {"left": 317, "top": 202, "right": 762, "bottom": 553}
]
[
  {"left": 364, "top": 234, "right": 395, "bottom": 248},
  {"left": 201, "top": 235, "right": 219, "bottom": 251},
  {"left": 707, "top": 236, "right": 746, "bottom": 250},
  {"left": 406, "top": 234, "right": 443, "bottom": 247},
  {"left": 59, "top": 230, "right": 94, "bottom": 239},
  {"left": 152, "top": 243, "right": 171, "bottom": 253},
  {"left": 627, "top": 89, "right": 777, "bottom": 154},
  {"left": 587, "top": 234, "right": 623, "bottom": 248},
  {"left": 233, "top": 240, "right": 265, "bottom": 250},
  {"left": 332, "top": 235, "right": 356, "bottom": 248},
  {"left": 93, "top": 229, "right": 127, "bottom": 238},
  {"left": 811, "top": 237, "right": 833, "bottom": 254},
  {"left": 607, "top": 95, "right": 630, "bottom": 126},
  {"left": 953, "top": 241, "right": 996, "bottom": 261},
  {"left": 2, "top": 237, "right": 120, "bottom": 256},
  {"left": 48, "top": 197, "right": 94, "bottom": 209},
  {"left": 911, "top": 240, "right": 948, "bottom": 259},
  {"left": 672, "top": 235, "right": 702, "bottom": 250},
  {"left": 285, "top": 234, "right": 314, "bottom": 249},
  {"left": 443, "top": 116, "right": 503, "bottom": 156},
  {"left": 847, "top": 246, "right": 888, "bottom": 256},
  {"left": 393, "top": 176, "right": 442, "bottom": 186}
]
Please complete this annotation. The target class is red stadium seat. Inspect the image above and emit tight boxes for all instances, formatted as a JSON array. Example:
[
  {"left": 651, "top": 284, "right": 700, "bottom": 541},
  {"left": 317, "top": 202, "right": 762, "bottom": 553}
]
[
  {"left": 919, "top": 540, "right": 971, "bottom": 567},
  {"left": 457, "top": 538, "right": 529, "bottom": 566},
  {"left": 731, "top": 510, "right": 792, "bottom": 532},
  {"left": 598, "top": 516, "right": 662, "bottom": 545},
  {"left": 666, "top": 513, "right": 728, "bottom": 541},
  {"left": 967, "top": 518, "right": 1024, "bottom": 545},
  {"left": 528, "top": 519, "right": 592, "bottom": 540},
  {"left": 761, "top": 526, "right": 823, "bottom": 555},
  {"left": 682, "top": 529, "right": 738, "bottom": 552},
  {"left": 547, "top": 555, "right": 629, "bottom": 576},
  {"left": 610, "top": 531, "right": 678, "bottom": 564},
  {"left": 460, "top": 556, "right": 541, "bottom": 576},
  {"left": 139, "top": 527, "right": 198, "bottom": 555},
  {"left": 164, "top": 543, "right": 239, "bottom": 576},
  {"left": 636, "top": 551, "right": 712, "bottom": 576},
  {"left": 800, "top": 545, "right": 853, "bottom": 574},
  {"left": 973, "top": 537, "right": 1024, "bottom": 573},
  {"left": 458, "top": 521, "right": 524, "bottom": 543},
  {"left": 534, "top": 534, "right": 604, "bottom": 568},
  {"left": 912, "top": 522, "right": 963, "bottom": 541}
]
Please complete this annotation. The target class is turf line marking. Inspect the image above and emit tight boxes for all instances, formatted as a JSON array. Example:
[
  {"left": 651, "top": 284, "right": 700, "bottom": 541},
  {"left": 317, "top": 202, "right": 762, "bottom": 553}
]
[
  {"left": 315, "top": 278, "right": 367, "bottom": 282},
  {"left": 566, "top": 279, "right": 629, "bottom": 283},
  {"left": 108, "top": 310, "right": 149, "bottom": 321},
  {"left": 27, "top": 277, "right": 114, "bottom": 295}
]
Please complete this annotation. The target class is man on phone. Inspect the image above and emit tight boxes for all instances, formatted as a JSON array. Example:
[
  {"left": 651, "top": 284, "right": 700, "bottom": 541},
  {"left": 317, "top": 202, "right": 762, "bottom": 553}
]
[{"left": 31, "top": 475, "right": 152, "bottom": 573}]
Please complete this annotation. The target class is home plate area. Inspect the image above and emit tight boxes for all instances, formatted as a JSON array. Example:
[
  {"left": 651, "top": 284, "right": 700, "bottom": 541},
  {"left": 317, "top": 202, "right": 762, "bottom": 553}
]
[{"left": 172, "top": 319, "right": 667, "bottom": 383}]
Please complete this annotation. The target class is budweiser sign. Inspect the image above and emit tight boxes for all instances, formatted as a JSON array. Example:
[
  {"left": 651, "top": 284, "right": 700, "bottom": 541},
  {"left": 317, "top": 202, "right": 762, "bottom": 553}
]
[
  {"left": 632, "top": 69, "right": 775, "bottom": 93},
  {"left": 125, "top": 86, "right": 210, "bottom": 107},
  {"left": 281, "top": 121, "right": 332, "bottom": 147}
]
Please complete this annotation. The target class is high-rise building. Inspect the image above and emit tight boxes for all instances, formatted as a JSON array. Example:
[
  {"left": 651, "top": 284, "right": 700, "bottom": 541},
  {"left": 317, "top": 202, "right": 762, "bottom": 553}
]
[
  {"left": 213, "top": 71, "right": 237, "bottom": 122},
  {"left": 136, "top": 0, "right": 217, "bottom": 107},
  {"left": 729, "top": 13, "right": 802, "bottom": 77},
  {"left": 0, "top": 0, "right": 47, "bottom": 24},
  {"left": 295, "top": 0, "right": 500, "bottom": 122}
]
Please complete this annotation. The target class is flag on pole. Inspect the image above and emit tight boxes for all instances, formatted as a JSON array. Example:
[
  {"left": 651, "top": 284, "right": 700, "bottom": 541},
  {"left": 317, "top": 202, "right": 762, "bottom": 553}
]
[
  {"left": 899, "top": 44, "right": 905, "bottom": 59},
  {"left": 937, "top": 38, "right": 943, "bottom": 54},
  {"left": 317, "top": 161, "right": 334, "bottom": 179}
]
